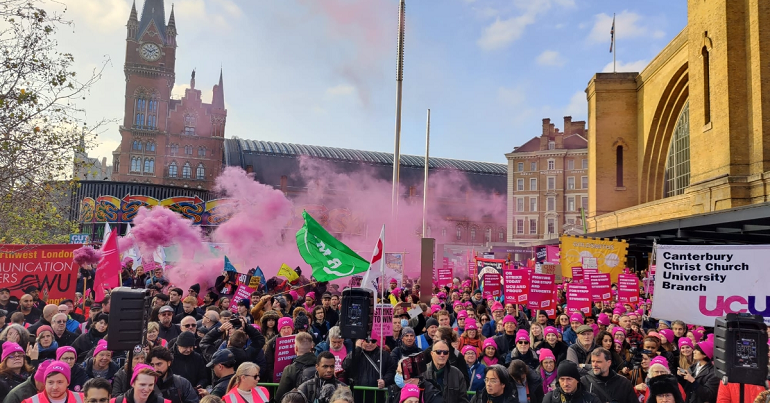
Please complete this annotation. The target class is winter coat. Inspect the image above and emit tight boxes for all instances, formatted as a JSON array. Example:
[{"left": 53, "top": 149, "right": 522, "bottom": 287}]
[
  {"left": 466, "top": 361, "right": 486, "bottom": 393},
  {"left": 512, "top": 348, "right": 540, "bottom": 369},
  {"left": 309, "top": 320, "right": 330, "bottom": 345},
  {"left": 3, "top": 376, "right": 38, "bottom": 403},
  {"left": 563, "top": 327, "right": 578, "bottom": 346},
  {"left": 581, "top": 370, "right": 638, "bottom": 403},
  {"left": 53, "top": 330, "right": 79, "bottom": 347},
  {"left": 517, "top": 366, "right": 546, "bottom": 403},
  {"left": 567, "top": 342, "right": 596, "bottom": 368},
  {"left": 315, "top": 338, "right": 354, "bottom": 356},
  {"left": 158, "top": 323, "right": 182, "bottom": 342},
  {"left": 0, "top": 371, "right": 28, "bottom": 400},
  {"left": 423, "top": 362, "right": 469, "bottom": 403},
  {"left": 683, "top": 362, "right": 719, "bottom": 403},
  {"left": 84, "top": 357, "right": 120, "bottom": 381},
  {"left": 170, "top": 350, "right": 210, "bottom": 388},
  {"left": 342, "top": 346, "right": 396, "bottom": 388},
  {"left": 421, "top": 346, "right": 470, "bottom": 384},
  {"left": 154, "top": 371, "right": 199, "bottom": 403},
  {"left": 542, "top": 385, "right": 603, "bottom": 403},
  {"left": 470, "top": 389, "right": 518, "bottom": 403},
  {"left": 537, "top": 340, "right": 569, "bottom": 365},
  {"left": 210, "top": 374, "right": 234, "bottom": 398},
  {"left": 70, "top": 329, "right": 105, "bottom": 363},
  {"left": 112, "top": 368, "right": 130, "bottom": 396},
  {"left": 275, "top": 352, "right": 318, "bottom": 403},
  {"left": 297, "top": 374, "right": 347, "bottom": 403},
  {"left": 70, "top": 364, "right": 88, "bottom": 392},
  {"left": 715, "top": 382, "right": 766, "bottom": 403},
  {"left": 390, "top": 342, "right": 422, "bottom": 363}
]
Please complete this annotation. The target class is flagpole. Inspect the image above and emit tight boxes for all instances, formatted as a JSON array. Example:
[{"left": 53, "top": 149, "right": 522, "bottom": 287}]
[
  {"left": 613, "top": 13, "right": 616, "bottom": 74},
  {"left": 391, "top": 0, "right": 406, "bottom": 218},
  {"left": 379, "top": 225, "right": 385, "bottom": 385},
  {"left": 422, "top": 109, "right": 430, "bottom": 237}
]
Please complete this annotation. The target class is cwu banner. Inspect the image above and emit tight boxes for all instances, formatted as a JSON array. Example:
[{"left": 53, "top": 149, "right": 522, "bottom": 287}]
[
  {"left": 651, "top": 244, "right": 769, "bottom": 326},
  {"left": 0, "top": 244, "right": 80, "bottom": 304}
]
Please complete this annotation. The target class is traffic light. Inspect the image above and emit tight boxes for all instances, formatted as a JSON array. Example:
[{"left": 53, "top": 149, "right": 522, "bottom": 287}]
[
  {"left": 339, "top": 287, "right": 374, "bottom": 339},
  {"left": 714, "top": 313, "right": 768, "bottom": 386}
]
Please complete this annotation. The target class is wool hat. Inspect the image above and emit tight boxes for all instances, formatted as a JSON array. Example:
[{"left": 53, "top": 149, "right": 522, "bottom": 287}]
[
  {"left": 650, "top": 355, "right": 669, "bottom": 368},
  {"left": 678, "top": 337, "right": 694, "bottom": 349},
  {"left": 457, "top": 310, "right": 468, "bottom": 320},
  {"left": 613, "top": 308, "right": 623, "bottom": 315},
  {"left": 706, "top": 333, "right": 715, "bottom": 343},
  {"left": 648, "top": 331, "right": 661, "bottom": 340},
  {"left": 613, "top": 327, "right": 626, "bottom": 337},
  {"left": 294, "top": 314, "right": 309, "bottom": 331},
  {"left": 614, "top": 303, "right": 624, "bottom": 309},
  {"left": 696, "top": 340, "right": 714, "bottom": 360},
  {"left": 491, "top": 302, "right": 504, "bottom": 312},
  {"left": 36, "top": 325, "right": 54, "bottom": 337},
  {"left": 400, "top": 384, "right": 421, "bottom": 403},
  {"left": 392, "top": 288, "right": 401, "bottom": 296},
  {"left": 189, "top": 284, "right": 201, "bottom": 294},
  {"left": 176, "top": 331, "right": 196, "bottom": 348},
  {"left": 401, "top": 327, "right": 415, "bottom": 336},
  {"left": 56, "top": 346, "right": 76, "bottom": 360},
  {"left": 659, "top": 329, "right": 674, "bottom": 344},
  {"left": 474, "top": 289, "right": 482, "bottom": 295},
  {"left": 45, "top": 360, "right": 71, "bottom": 384},
  {"left": 306, "top": 292, "right": 316, "bottom": 300},
  {"left": 425, "top": 318, "right": 439, "bottom": 329},
  {"left": 34, "top": 359, "right": 53, "bottom": 383},
  {"left": 614, "top": 338, "right": 624, "bottom": 347},
  {"left": 1, "top": 341, "right": 24, "bottom": 362},
  {"left": 590, "top": 323, "right": 600, "bottom": 336},
  {"left": 93, "top": 339, "right": 110, "bottom": 357},
  {"left": 130, "top": 363, "right": 156, "bottom": 385},
  {"left": 482, "top": 338, "right": 498, "bottom": 351},
  {"left": 575, "top": 325, "right": 593, "bottom": 335},
  {"left": 557, "top": 361, "right": 581, "bottom": 381},
  {"left": 122, "top": 257, "right": 134, "bottom": 265},
  {"left": 502, "top": 315, "right": 516, "bottom": 325},
  {"left": 658, "top": 320, "right": 671, "bottom": 328},
  {"left": 692, "top": 328, "right": 704, "bottom": 342},
  {"left": 278, "top": 317, "right": 294, "bottom": 331},
  {"left": 516, "top": 329, "right": 529, "bottom": 343},
  {"left": 648, "top": 374, "right": 684, "bottom": 401},
  {"left": 464, "top": 301, "right": 473, "bottom": 308},
  {"left": 288, "top": 291, "right": 299, "bottom": 301},
  {"left": 539, "top": 348, "right": 556, "bottom": 363},
  {"left": 461, "top": 345, "right": 478, "bottom": 356},
  {"left": 390, "top": 278, "right": 398, "bottom": 284},
  {"left": 597, "top": 313, "right": 611, "bottom": 326},
  {"left": 430, "top": 304, "right": 441, "bottom": 314},
  {"left": 544, "top": 326, "right": 558, "bottom": 336},
  {"left": 465, "top": 318, "right": 478, "bottom": 331},
  {"left": 569, "top": 313, "right": 583, "bottom": 323},
  {"left": 437, "top": 292, "right": 447, "bottom": 300}
]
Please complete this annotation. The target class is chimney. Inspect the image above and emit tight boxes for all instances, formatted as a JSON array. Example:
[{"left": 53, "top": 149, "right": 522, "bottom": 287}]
[
  {"left": 542, "top": 118, "right": 551, "bottom": 137},
  {"left": 564, "top": 116, "right": 572, "bottom": 134}
]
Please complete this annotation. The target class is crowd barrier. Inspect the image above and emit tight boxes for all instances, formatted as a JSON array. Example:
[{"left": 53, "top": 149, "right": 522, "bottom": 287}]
[{"left": 257, "top": 383, "right": 477, "bottom": 403}]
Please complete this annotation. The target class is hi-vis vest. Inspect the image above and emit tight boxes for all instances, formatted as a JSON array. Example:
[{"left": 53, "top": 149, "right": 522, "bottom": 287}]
[
  {"left": 23, "top": 391, "right": 84, "bottom": 403},
  {"left": 222, "top": 387, "right": 270, "bottom": 403}
]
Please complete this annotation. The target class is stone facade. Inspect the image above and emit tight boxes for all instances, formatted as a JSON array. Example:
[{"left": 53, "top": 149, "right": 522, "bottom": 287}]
[
  {"left": 586, "top": 0, "right": 770, "bottom": 232},
  {"left": 506, "top": 117, "right": 588, "bottom": 244},
  {"left": 111, "top": 0, "right": 226, "bottom": 190}
]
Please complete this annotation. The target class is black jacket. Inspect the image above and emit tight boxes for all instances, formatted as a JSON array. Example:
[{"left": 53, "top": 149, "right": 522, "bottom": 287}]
[
  {"left": 390, "top": 341, "right": 423, "bottom": 363},
  {"left": 581, "top": 370, "right": 638, "bottom": 403},
  {"left": 297, "top": 374, "right": 347, "bottom": 403},
  {"left": 170, "top": 350, "right": 210, "bottom": 388},
  {"left": 423, "top": 362, "right": 469, "bottom": 403},
  {"left": 275, "top": 352, "right": 318, "bottom": 403},
  {"left": 471, "top": 389, "right": 518, "bottom": 403},
  {"left": 542, "top": 385, "right": 603, "bottom": 403},
  {"left": 84, "top": 357, "right": 120, "bottom": 381},
  {"left": 70, "top": 363, "right": 88, "bottom": 392},
  {"left": 159, "top": 322, "right": 182, "bottom": 342},
  {"left": 537, "top": 340, "right": 569, "bottom": 364},
  {"left": 683, "top": 362, "right": 718, "bottom": 403},
  {"left": 3, "top": 375, "right": 38, "bottom": 403},
  {"left": 0, "top": 371, "right": 29, "bottom": 400},
  {"left": 199, "top": 323, "right": 265, "bottom": 363},
  {"left": 155, "top": 370, "right": 199, "bottom": 403},
  {"left": 211, "top": 373, "right": 234, "bottom": 398},
  {"left": 512, "top": 348, "right": 540, "bottom": 370},
  {"left": 514, "top": 366, "right": 545, "bottom": 403},
  {"left": 27, "top": 318, "right": 51, "bottom": 336},
  {"left": 54, "top": 330, "right": 79, "bottom": 347},
  {"left": 343, "top": 346, "right": 396, "bottom": 388},
  {"left": 112, "top": 367, "right": 131, "bottom": 396},
  {"left": 71, "top": 330, "right": 105, "bottom": 363}
]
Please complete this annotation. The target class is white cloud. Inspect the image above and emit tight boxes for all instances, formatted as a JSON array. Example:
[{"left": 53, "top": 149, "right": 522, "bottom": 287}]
[
  {"left": 588, "top": 11, "right": 660, "bottom": 44},
  {"left": 536, "top": 50, "right": 565, "bottom": 66},
  {"left": 564, "top": 90, "right": 586, "bottom": 119},
  {"left": 67, "top": 0, "right": 132, "bottom": 34},
  {"left": 602, "top": 59, "right": 649, "bottom": 73},
  {"left": 476, "top": 0, "right": 552, "bottom": 51},
  {"left": 326, "top": 84, "right": 356, "bottom": 96},
  {"left": 554, "top": 0, "right": 576, "bottom": 8},
  {"left": 497, "top": 87, "right": 526, "bottom": 107}
]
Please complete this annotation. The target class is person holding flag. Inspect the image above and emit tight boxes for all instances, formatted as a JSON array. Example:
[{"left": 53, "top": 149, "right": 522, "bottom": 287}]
[{"left": 214, "top": 257, "right": 238, "bottom": 297}]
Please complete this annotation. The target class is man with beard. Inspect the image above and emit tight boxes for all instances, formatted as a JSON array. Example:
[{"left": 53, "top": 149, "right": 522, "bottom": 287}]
[
  {"left": 0, "top": 287, "right": 18, "bottom": 315},
  {"left": 51, "top": 313, "right": 78, "bottom": 347},
  {"left": 313, "top": 326, "right": 351, "bottom": 382},
  {"left": 18, "top": 294, "right": 42, "bottom": 325},
  {"left": 25, "top": 286, "right": 46, "bottom": 311},
  {"left": 169, "top": 332, "right": 209, "bottom": 393},
  {"left": 203, "top": 349, "right": 236, "bottom": 398},
  {"left": 543, "top": 361, "right": 602, "bottom": 403},
  {"left": 298, "top": 352, "right": 346, "bottom": 403},
  {"left": 580, "top": 348, "right": 636, "bottom": 403},
  {"left": 321, "top": 292, "right": 338, "bottom": 327},
  {"left": 158, "top": 306, "right": 181, "bottom": 342},
  {"left": 147, "top": 346, "right": 199, "bottom": 403}
]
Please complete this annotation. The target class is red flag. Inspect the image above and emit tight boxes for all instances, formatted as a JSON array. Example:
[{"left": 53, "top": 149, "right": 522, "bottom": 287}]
[{"left": 94, "top": 229, "right": 121, "bottom": 302}]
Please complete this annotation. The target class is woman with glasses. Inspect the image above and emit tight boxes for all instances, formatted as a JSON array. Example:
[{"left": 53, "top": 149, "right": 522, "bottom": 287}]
[
  {"left": 469, "top": 364, "right": 514, "bottom": 403},
  {"left": 223, "top": 362, "right": 269, "bottom": 403},
  {"left": 0, "top": 341, "right": 33, "bottom": 397},
  {"left": 424, "top": 340, "right": 469, "bottom": 403},
  {"left": 57, "top": 346, "right": 89, "bottom": 392}
]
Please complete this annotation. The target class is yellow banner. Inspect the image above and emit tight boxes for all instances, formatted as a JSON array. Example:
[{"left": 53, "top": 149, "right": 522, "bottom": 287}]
[
  {"left": 559, "top": 235, "right": 628, "bottom": 281},
  {"left": 277, "top": 263, "right": 299, "bottom": 282}
]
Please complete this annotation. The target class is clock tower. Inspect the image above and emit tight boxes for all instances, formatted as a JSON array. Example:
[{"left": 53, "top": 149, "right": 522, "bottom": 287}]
[{"left": 112, "top": 0, "right": 226, "bottom": 190}]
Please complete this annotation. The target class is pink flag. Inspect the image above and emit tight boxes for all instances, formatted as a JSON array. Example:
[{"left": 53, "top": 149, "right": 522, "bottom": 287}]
[{"left": 94, "top": 230, "right": 121, "bottom": 302}]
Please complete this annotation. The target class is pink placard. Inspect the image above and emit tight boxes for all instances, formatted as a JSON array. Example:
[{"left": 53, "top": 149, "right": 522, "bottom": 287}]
[
  {"left": 566, "top": 283, "right": 592, "bottom": 315},
  {"left": 589, "top": 272, "right": 611, "bottom": 302},
  {"left": 273, "top": 335, "right": 297, "bottom": 382},
  {"left": 229, "top": 285, "right": 256, "bottom": 313},
  {"left": 527, "top": 273, "right": 554, "bottom": 310},
  {"left": 503, "top": 267, "right": 529, "bottom": 305},
  {"left": 617, "top": 274, "right": 639, "bottom": 303},
  {"left": 371, "top": 304, "right": 393, "bottom": 340},
  {"left": 482, "top": 272, "right": 501, "bottom": 298},
  {"left": 571, "top": 266, "right": 583, "bottom": 282},
  {"left": 437, "top": 267, "right": 453, "bottom": 287}
]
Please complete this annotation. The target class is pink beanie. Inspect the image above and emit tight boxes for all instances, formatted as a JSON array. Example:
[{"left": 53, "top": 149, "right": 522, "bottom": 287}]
[
  {"left": 56, "top": 346, "right": 76, "bottom": 360},
  {"left": 597, "top": 313, "right": 610, "bottom": 326},
  {"left": 659, "top": 329, "right": 674, "bottom": 343},
  {"left": 539, "top": 348, "right": 556, "bottom": 362},
  {"left": 612, "top": 308, "right": 623, "bottom": 315},
  {"left": 544, "top": 326, "right": 558, "bottom": 336},
  {"left": 1, "top": 341, "right": 24, "bottom": 362},
  {"left": 697, "top": 340, "right": 714, "bottom": 360},
  {"left": 131, "top": 363, "right": 156, "bottom": 385},
  {"left": 613, "top": 327, "right": 626, "bottom": 337},
  {"left": 465, "top": 318, "right": 478, "bottom": 330},
  {"left": 278, "top": 317, "right": 294, "bottom": 331},
  {"left": 678, "top": 337, "right": 694, "bottom": 349},
  {"left": 93, "top": 339, "right": 110, "bottom": 357},
  {"left": 306, "top": 292, "right": 315, "bottom": 300},
  {"left": 503, "top": 315, "right": 516, "bottom": 325},
  {"left": 483, "top": 338, "right": 498, "bottom": 351},
  {"left": 400, "top": 384, "right": 420, "bottom": 403},
  {"left": 491, "top": 302, "right": 504, "bottom": 312},
  {"left": 650, "top": 356, "right": 669, "bottom": 368},
  {"left": 34, "top": 359, "right": 53, "bottom": 383},
  {"left": 431, "top": 304, "right": 441, "bottom": 314},
  {"left": 36, "top": 326, "right": 53, "bottom": 337},
  {"left": 570, "top": 313, "right": 583, "bottom": 323},
  {"left": 461, "top": 345, "right": 478, "bottom": 356},
  {"left": 457, "top": 310, "right": 468, "bottom": 320},
  {"left": 516, "top": 329, "right": 529, "bottom": 343},
  {"left": 289, "top": 291, "right": 299, "bottom": 301},
  {"left": 647, "top": 331, "right": 661, "bottom": 340},
  {"left": 692, "top": 328, "right": 704, "bottom": 342},
  {"left": 706, "top": 333, "right": 715, "bottom": 343},
  {"left": 44, "top": 360, "right": 71, "bottom": 384}
]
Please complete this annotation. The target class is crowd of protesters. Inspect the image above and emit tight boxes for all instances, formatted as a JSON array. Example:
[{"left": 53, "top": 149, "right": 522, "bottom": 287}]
[{"left": 0, "top": 262, "right": 768, "bottom": 403}]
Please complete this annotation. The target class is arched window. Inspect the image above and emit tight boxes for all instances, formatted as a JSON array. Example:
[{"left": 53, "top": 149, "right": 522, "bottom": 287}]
[
  {"left": 198, "top": 146, "right": 206, "bottom": 157},
  {"left": 182, "top": 162, "right": 192, "bottom": 179},
  {"left": 134, "top": 98, "right": 158, "bottom": 129},
  {"left": 616, "top": 145, "right": 623, "bottom": 187},
  {"left": 143, "top": 158, "right": 154, "bottom": 173},
  {"left": 168, "top": 162, "right": 177, "bottom": 178},
  {"left": 132, "top": 140, "right": 142, "bottom": 151},
  {"left": 135, "top": 98, "right": 146, "bottom": 127},
  {"left": 498, "top": 228, "right": 505, "bottom": 242},
  {"left": 130, "top": 157, "right": 141, "bottom": 172},
  {"left": 664, "top": 102, "right": 690, "bottom": 197},
  {"left": 146, "top": 142, "right": 156, "bottom": 152},
  {"left": 196, "top": 163, "right": 205, "bottom": 179},
  {"left": 485, "top": 228, "right": 492, "bottom": 243},
  {"left": 702, "top": 45, "right": 711, "bottom": 124},
  {"left": 185, "top": 145, "right": 193, "bottom": 155}
]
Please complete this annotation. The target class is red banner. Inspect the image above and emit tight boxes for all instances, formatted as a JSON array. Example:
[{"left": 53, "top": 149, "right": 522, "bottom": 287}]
[
  {"left": 527, "top": 273, "right": 554, "bottom": 310},
  {"left": 589, "top": 272, "right": 611, "bottom": 302},
  {"left": 273, "top": 335, "right": 297, "bottom": 382},
  {"left": 566, "top": 283, "right": 592, "bottom": 316},
  {"left": 0, "top": 244, "right": 81, "bottom": 305},
  {"left": 546, "top": 282, "right": 558, "bottom": 319},
  {"left": 617, "top": 274, "right": 639, "bottom": 304},
  {"left": 571, "top": 266, "right": 583, "bottom": 282},
  {"left": 503, "top": 267, "right": 529, "bottom": 305},
  {"left": 437, "top": 267, "right": 453, "bottom": 288},
  {"left": 482, "top": 272, "right": 501, "bottom": 298}
]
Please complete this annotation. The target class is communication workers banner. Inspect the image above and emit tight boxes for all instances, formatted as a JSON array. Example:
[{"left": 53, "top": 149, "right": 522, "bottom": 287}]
[
  {"left": 0, "top": 244, "right": 80, "bottom": 304},
  {"left": 652, "top": 245, "right": 769, "bottom": 326}
]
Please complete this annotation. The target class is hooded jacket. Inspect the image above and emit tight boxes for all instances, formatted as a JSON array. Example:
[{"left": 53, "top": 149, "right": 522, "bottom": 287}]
[
  {"left": 170, "top": 349, "right": 210, "bottom": 389},
  {"left": 84, "top": 357, "right": 120, "bottom": 381},
  {"left": 581, "top": 369, "right": 638, "bottom": 403},
  {"left": 274, "top": 352, "right": 318, "bottom": 403},
  {"left": 542, "top": 384, "right": 603, "bottom": 403}
]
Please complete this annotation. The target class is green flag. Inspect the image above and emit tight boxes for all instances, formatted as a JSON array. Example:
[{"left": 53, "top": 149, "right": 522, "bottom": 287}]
[{"left": 296, "top": 210, "right": 370, "bottom": 282}]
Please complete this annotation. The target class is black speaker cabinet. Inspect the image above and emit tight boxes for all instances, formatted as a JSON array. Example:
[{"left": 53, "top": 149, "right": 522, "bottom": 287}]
[
  {"left": 339, "top": 288, "right": 373, "bottom": 339},
  {"left": 714, "top": 313, "right": 768, "bottom": 386},
  {"left": 107, "top": 287, "right": 150, "bottom": 351}
]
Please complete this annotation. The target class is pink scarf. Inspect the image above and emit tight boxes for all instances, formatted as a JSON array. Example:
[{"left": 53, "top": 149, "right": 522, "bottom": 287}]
[{"left": 482, "top": 355, "right": 498, "bottom": 366}]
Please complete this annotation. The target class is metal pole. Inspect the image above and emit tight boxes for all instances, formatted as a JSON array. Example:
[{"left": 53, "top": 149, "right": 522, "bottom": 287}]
[
  {"left": 422, "top": 109, "right": 430, "bottom": 237},
  {"left": 391, "top": 0, "right": 406, "bottom": 218},
  {"left": 613, "top": 13, "right": 616, "bottom": 73}
]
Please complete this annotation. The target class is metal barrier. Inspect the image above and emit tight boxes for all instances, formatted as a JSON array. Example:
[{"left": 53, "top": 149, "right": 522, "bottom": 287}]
[
  {"left": 258, "top": 383, "right": 279, "bottom": 398},
  {"left": 257, "top": 383, "right": 476, "bottom": 402}
]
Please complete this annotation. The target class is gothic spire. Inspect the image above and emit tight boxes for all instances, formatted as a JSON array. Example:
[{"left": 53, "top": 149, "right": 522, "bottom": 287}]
[
  {"left": 137, "top": 0, "right": 167, "bottom": 42},
  {"left": 167, "top": 4, "right": 176, "bottom": 29},
  {"left": 212, "top": 68, "right": 225, "bottom": 109},
  {"left": 128, "top": 0, "right": 138, "bottom": 22}
]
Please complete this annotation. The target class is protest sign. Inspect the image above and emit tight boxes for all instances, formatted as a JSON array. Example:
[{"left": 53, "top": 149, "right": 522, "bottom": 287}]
[
  {"left": 437, "top": 267, "right": 453, "bottom": 288},
  {"left": 0, "top": 244, "right": 81, "bottom": 304},
  {"left": 527, "top": 273, "right": 554, "bottom": 310},
  {"left": 589, "top": 272, "right": 611, "bottom": 302},
  {"left": 482, "top": 272, "right": 501, "bottom": 298},
  {"left": 571, "top": 266, "right": 583, "bottom": 282},
  {"left": 559, "top": 235, "right": 628, "bottom": 281},
  {"left": 503, "top": 267, "right": 529, "bottom": 305},
  {"left": 371, "top": 304, "right": 394, "bottom": 340},
  {"left": 566, "top": 284, "right": 592, "bottom": 315},
  {"left": 273, "top": 335, "right": 297, "bottom": 382},
  {"left": 617, "top": 274, "right": 639, "bottom": 304},
  {"left": 229, "top": 285, "right": 255, "bottom": 313}
]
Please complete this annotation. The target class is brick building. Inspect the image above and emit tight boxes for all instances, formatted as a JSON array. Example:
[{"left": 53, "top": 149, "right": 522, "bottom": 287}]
[
  {"left": 505, "top": 117, "right": 587, "bottom": 244},
  {"left": 111, "top": 0, "right": 226, "bottom": 189}
]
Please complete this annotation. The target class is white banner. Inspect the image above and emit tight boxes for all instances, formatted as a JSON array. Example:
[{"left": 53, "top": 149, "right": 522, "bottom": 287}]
[{"left": 652, "top": 244, "right": 769, "bottom": 326}]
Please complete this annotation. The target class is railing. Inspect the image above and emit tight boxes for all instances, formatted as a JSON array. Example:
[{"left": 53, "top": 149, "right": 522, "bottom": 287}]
[{"left": 256, "top": 383, "right": 476, "bottom": 402}]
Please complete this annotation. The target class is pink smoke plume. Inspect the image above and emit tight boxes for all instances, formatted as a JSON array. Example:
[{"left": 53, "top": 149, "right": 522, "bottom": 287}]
[
  {"left": 72, "top": 246, "right": 102, "bottom": 267},
  {"left": 130, "top": 206, "right": 204, "bottom": 259}
]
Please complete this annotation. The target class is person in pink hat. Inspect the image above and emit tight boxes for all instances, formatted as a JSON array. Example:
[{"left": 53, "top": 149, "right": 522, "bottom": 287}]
[
  {"left": 597, "top": 313, "right": 611, "bottom": 332},
  {"left": 454, "top": 310, "right": 468, "bottom": 336},
  {"left": 23, "top": 360, "right": 82, "bottom": 403},
  {"left": 483, "top": 301, "right": 506, "bottom": 338},
  {"left": 677, "top": 337, "right": 694, "bottom": 370},
  {"left": 0, "top": 341, "right": 32, "bottom": 397},
  {"left": 538, "top": 348, "right": 558, "bottom": 393},
  {"left": 562, "top": 313, "right": 583, "bottom": 346},
  {"left": 458, "top": 318, "right": 483, "bottom": 353},
  {"left": 115, "top": 363, "right": 168, "bottom": 403},
  {"left": 56, "top": 345, "right": 88, "bottom": 392},
  {"left": 399, "top": 383, "right": 421, "bottom": 403},
  {"left": 4, "top": 360, "right": 52, "bottom": 403},
  {"left": 462, "top": 345, "right": 485, "bottom": 393},
  {"left": 680, "top": 340, "right": 719, "bottom": 403},
  {"left": 541, "top": 326, "right": 568, "bottom": 364},
  {"left": 481, "top": 338, "right": 499, "bottom": 366},
  {"left": 511, "top": 329, "right": 538, "bottom": 369},
  {"left": 491, "top": 315, "right": 519, "bottom": 359}
]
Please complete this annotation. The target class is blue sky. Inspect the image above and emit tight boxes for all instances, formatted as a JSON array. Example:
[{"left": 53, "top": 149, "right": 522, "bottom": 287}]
[{"left": 61, "top": 0, "right": 687, "bottom": 165}]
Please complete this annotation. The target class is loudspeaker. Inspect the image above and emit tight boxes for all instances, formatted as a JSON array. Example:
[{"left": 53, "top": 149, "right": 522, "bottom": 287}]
[
  {"left": 714, "top": 313, "right": 768, "bottom": 386},
  {"left": 107, "top": 287, "right": 151, "bottom": 351},
  {"left": 339, "top": 288, "right": 373, "bottom": 339}
]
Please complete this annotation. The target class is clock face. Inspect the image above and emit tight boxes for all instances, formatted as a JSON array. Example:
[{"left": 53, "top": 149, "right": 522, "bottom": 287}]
[{"left": 140, "top": 43, "right": 161, "bottom": 61}]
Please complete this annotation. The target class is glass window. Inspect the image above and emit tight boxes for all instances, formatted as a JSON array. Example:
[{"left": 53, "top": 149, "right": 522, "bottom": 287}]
[
  {"left": 567, "top": 159, "right": 574, "bottom": 170},
  {"left": 132, "top": 140, "right": 142, "bottom": 151},
  {"left": 547, "top": 197, "right": 555, "bottom": 211},
  {"left": 130, "top": 157, "right": 140, "bottom": 172},
  {"left": 517, "top": 179, "right": 524, "bottom": 191},
  {"left": 530, "top": 162, "right": 537, "bottom": 171},
  {"left": 470, "top": 227, "right": 477, "bottom": 241},
  {"left": 170, "top": 144, "right": 178, "bottom": 155},
  {"left": 568, "top": 197, "right": 575, "bottom": 211},
  {"left": 529, "top": 178, "right": 537, "bottom": 190},
  {"left": 529, "top": 219, "right": 537, "bottom": 234},
  {"left": 664, "top": 102, "right": 690, "bottom": 197},
  {"left": 567, "top": 218, "right": 575, "bottom": 225},
  {"left": 198, "top": 147, "right": 206, "bottom": 157},
  {"left": 185, "top": 145, "right": 193, "bottom": 155},
  {"left": 146, "top": 142, "right": 155, "bottom": 152},
  {"left": 168, "top": 162, "right": 177, "bottom": 177},
  {"left": 548, "top": 141, "right": 555, "bottom": 150},
  {"left": 581, "top": 196, "right": 588, "bottom": 211},
  {"left": 517, "top": 162, "right": 524, "bottom": 172},
  {"left": 547, "top": 219, "right": 555, "bottom": 234},
  {"left": 581, "top": 176, "right": 588, "bottom": 189},
  {"left": 498, "top": 229, "right": 504, "bottom": 242},
  {"left": 196, "top": 163, "right": 205, "bottom": 179},
  {"left": 456, "top": 226, "right": 462, "bottom": 241},
  {"left": 529, "top": 197, "right": 537, "bottom": 212},
  {"left": 135, "top": 98, "right": 146, "bottom": 127},
  {"left": 516, "top": 220, "right": 524, "bottom": 234},
  {"left": 548, "top": 160, "right": 555, "bottom": 170},
  {"left": 182, "top": 162, "right": 191, "bottom": 179},
  {"left": 143, "top": 158, "right": 154, "bottom": 173},
  {"left": 517, "top": 198, "right": 524, "bottom": 212},
  {"left": 485, "top": 228, "right": 491, "bottom": 242},
  {"left": 568, "top": 177, "right": 575, "bottom": 190},
  {"left": 547, "top": 177, "right": 555, "bottom": 190},
  {"left": 185, "top": 127, "right": 195, "bottom": 135},
  {"left": 582, "top": 159, "right": 588, "bottom": 169}
]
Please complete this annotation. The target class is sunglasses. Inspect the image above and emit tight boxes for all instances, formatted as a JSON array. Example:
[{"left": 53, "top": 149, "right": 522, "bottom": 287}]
[
  {"left": 517, "top": 341, "right": 530, "bottom": 345},
  {"left": 183, "top": 324, "right": 197, "bottom": 328},
  {"left": 433, "top": 350, "right": 450, "bottom": 356}
]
